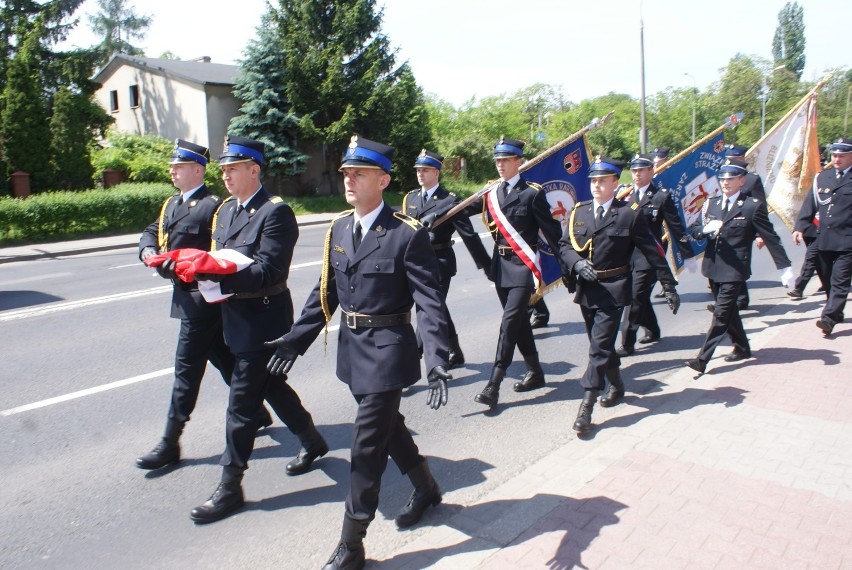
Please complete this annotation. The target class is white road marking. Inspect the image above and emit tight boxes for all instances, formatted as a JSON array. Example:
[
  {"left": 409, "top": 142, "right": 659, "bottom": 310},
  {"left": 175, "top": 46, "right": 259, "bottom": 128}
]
[
  {"left": 1, "top": 324, "right": 341, "bottom": 416},
  {"left": 0, "top": 286, "right": 172, "bottom": 322}
]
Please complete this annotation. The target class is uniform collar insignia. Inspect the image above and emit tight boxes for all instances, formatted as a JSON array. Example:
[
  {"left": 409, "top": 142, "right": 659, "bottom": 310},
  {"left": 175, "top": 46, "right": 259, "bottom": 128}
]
[
  {"left": 375, "top": 225, "right": 382, "bottom": 232},
  {"left": 189, "top": 200, "right": 197, "bottom": 207},
  {"left": 630, "top": 202, "right": 639, "bottom": 210},
  {"left": 736, "top": 200, "right": 743, "bottom": 206}
]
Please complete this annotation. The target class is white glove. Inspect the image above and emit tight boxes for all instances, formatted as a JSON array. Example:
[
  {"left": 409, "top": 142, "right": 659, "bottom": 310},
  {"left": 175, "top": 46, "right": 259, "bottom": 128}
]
[
  {"left": 702, "top": 220, "right": 723, "bottom": 238},
  {"left": 780, "top": 266, "right": 795, "bottom": 289},
  {"left": 683, "top": 257, "right": 699, "bottom": 274}
]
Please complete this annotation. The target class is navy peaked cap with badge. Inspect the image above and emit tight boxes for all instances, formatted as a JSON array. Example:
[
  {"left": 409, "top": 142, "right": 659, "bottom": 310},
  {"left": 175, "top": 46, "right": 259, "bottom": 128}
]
[
  {"left": 718, "top": 157, "right": 748, "bottom": 178},
  {"left": 724, "top": 144, "right": 749, "bottom": 157},
  {"left": 169, "top": 139, "right": 210, "bottom": 166},
  {"left": 629, "top": 153, "right": 655, "bottom": 169},
  {"left": 651, "top": 147, "right": 669, "bottom": 159},
  {"left": 219, "top": 135, "right": 265, "bottom": 166},
  {"left": 414, "top": 148, "right": 444, "bottom": 170},
  {"left": 829, "top": 137, "right": 852, "bottom": 154},
  {"left": 589, "top": 156, "right": 625, "bottom": 178},
  {"left": 340, "top": 135, "right": 394, "bottom": 173},
  {"left": 493, "top": 136, "right": 525, "bottom": 158}
]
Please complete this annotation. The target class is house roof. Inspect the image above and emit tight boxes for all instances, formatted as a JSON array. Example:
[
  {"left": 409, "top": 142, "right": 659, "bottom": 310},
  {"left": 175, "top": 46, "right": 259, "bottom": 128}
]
[{"left": 92, "top": 54, "right": 240, "bottom": 87}]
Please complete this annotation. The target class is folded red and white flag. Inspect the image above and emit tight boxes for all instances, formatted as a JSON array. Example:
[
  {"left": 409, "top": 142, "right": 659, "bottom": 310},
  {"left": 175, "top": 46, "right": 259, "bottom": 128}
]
[{"left": 145, "top": 248, "right": 254, "bottom": 302}]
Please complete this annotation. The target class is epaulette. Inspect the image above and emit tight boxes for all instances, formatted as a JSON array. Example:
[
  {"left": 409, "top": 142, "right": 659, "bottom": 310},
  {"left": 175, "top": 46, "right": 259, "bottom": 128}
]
[
  {"left": 527, "top": 181, "right": 542, "bottom": 192},
  {"left": 575, "top": 200, "right": 592, "bottom": 209},
  {"left": 208, "top": 194, "right": 221, "bottom": 202},
  {"left": 270, "top": 196, "right": 283, "bottom": 204},
  {"left": 332, "top": 209, "right": 355, "bottom": 222},
  {"left": 393, "top": 210, "right": 423, "bottom": 230},
  {"left": 213, "top": 195, "right": 235, "bottom": 215}
]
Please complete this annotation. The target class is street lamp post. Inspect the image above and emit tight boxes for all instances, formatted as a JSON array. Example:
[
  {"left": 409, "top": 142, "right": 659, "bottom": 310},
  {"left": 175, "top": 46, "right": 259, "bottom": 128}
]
[
  {"left": 761, "top": 64, "right": 786, "bottom": 137},
  {"left": 684, "top": 72, "right": 697, "bottom": 143}
]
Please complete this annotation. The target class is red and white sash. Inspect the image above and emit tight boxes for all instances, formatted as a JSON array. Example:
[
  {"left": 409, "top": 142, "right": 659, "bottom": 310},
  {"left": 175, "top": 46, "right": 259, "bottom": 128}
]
[{"left": 487, "top": 187, "right": 542, "bottom": 289}]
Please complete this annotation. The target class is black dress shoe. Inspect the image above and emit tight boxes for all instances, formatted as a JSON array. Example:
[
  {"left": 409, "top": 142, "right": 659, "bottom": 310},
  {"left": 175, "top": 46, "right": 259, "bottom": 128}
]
[
  {"left": 723, "top": 350, "right": 752, "bottom": 362},
  {"left": 706, "top": 304, "right": 715, "bottom": 313},
  {"left": 615, "top": 345, "right": 634, "bottom": 357},
  {"left": 474, "top": 383, "right": 500, "bottom": 407},
  {"left": 599, "top": 386, "right": 624, "bottom": 408},
  {"left": 786, "top": 289, "right": 804, "bottom": 300},
  {"left": 190, "top": 481, "right": 244, "bottom": 524},
  {"left": 638, "top": 333, "right": 660, "bottom": 344},
  {"left": 816, "top": 319, "right": 834, "bottom": 335},
  {"left": 322, "top": 541, "right": 365, "bottom": 570},
  {"left": 686, "top": 359, "right": 707, "bottom": 374},
  {"left": 286, "top": 440, "right": 330, "bottom": 476},
  {"left": 136, "top": 439, "right": 180, "bottom": 470},
  {"left": 530, "top": 315, "right": 549, "bottom": 329},
  {"left": 513, "top": 369, "right": 545, "bottom": 392}
]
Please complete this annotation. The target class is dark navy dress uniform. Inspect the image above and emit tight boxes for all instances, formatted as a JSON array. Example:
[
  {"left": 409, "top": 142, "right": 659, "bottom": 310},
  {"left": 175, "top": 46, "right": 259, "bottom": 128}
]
[
  {"left": 559, "top": 157, "right": 679, "bottom": 434},
  {"left": 789, "top": 198, "right": 825, "bottom": 297},
  {"left": 403, "top": 152, "right": 490, "bottom": 365},
  {"left": 136, "top": 139, "right": 237, "bottom": 471},
  {"left": 139, "top": 184, "right": 234, "bottom": 423},
  {"left": 463, "top": 137, "right": 563, "bottom": 406},
  {"left": 210, "top": 188, "right": 315, "bottom": 471},
  {"left": 619, "top": 154, "right": 691, "bottom": 353},
  {"left": 795, "top": 137, "right": 852, "bottom": 334},
  {"left": 688, "top": 159, "right": 791, "bottom": 371}
]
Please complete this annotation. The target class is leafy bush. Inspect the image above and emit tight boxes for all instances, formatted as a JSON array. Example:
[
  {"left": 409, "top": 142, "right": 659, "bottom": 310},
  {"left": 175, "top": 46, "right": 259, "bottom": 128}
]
[{"left": 0, "top": 183, "right": 173, "bottom": 244}]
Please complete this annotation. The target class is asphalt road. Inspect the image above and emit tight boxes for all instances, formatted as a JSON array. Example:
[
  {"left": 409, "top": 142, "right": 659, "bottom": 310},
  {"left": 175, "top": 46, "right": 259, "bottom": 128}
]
[{"left": 0, "top": 216, "right": 805, "bottom": 569}]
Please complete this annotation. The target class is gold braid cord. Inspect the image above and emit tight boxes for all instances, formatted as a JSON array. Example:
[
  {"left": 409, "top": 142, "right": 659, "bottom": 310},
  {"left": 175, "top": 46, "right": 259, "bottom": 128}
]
[
  {"left": 568, "top": 204, "right": 593, "bottom": 262},
  {"left": 320, "top": 210, "right": 354, "bottom": 348},
  {"left": 209, "top": 197, "right": 234, "bottom": 251},
  {"left": 156, "top": 195, "right": 175, "bottom": 251}
]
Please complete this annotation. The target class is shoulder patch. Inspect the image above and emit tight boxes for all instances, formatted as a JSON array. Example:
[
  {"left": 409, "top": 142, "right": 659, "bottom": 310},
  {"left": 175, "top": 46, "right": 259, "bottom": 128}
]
[
  {"left": 209, "top": 194, "right": 221, "bottom": 202},
  {"left": 393, "top": 210, "right": 423, "bottom": 230}
]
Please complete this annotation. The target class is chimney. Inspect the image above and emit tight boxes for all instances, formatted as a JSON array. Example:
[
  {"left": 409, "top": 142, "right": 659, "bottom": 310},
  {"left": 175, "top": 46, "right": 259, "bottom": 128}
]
[{"left": 192, "top": 56, "right": 212, "bottom": 63}]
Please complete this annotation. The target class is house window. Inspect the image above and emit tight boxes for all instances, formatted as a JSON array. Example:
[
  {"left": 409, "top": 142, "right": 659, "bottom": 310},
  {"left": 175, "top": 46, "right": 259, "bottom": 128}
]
[
  {"left": 129, "top": 84, "right": 140, "bottom": 108},
  {"left": 109, "top": 90, "right": 119, "bottom": 113}
]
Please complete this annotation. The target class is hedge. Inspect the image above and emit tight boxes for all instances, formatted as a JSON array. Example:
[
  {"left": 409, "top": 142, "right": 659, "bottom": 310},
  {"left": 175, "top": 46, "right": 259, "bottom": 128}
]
[{"left": 0, "top": 183, "right": 174, "bottom": 245}]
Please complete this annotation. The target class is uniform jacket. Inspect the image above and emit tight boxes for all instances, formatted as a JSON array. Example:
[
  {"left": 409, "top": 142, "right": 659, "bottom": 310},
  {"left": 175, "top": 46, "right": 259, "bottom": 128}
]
[
  {"left": 691, "top": 194, "right": 790, "bottom": 282},
  {"left": 741, "top": 173, "right": 766, "bottom": 203},
  {"left": 210, "top": 188, "right": 299, "bottom": 354},
  {"left": 139, "top": 185, "right": 223, "bottom": 320},
  {"left": 559, "top": 198, "right": 677, "bottom": 309},
  {"left": 467, "top": 178, "right": 563, "bottom": 288},
  {"left": 624, "top": 182, "right": 692, "bottom": 271},
  {"left": 402, "top": 184, "right": 491, "bottom": 280},
  {"left": 284, "top": 204, "right": 449, "bottom": 395},
  {"left": 795, "top": 167, "right": 852, "bottom": 252}
]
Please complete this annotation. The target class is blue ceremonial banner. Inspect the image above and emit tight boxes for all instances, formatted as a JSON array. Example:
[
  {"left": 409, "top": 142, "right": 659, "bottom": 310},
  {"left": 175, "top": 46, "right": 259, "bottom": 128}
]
[
  {"left": 652, "top": 134, "right": 727, "bottom": 270},
  {"left": 522, "top": 135, "right": 593, "bottom": 299}
]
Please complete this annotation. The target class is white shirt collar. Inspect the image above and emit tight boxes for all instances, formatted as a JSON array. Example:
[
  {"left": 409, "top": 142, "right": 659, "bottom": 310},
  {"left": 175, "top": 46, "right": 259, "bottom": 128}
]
[
  {"left": 421, "top": 183, "right": 439, "bottom": 200},
  {"left": 636, "top": 183, "right": 651, "bottom": 196},
  {"left": 502, "top": 173, "right": 521, "bottom": 190},
  {"left": 593, "top": 197, "right": 615, "bottom": 214},
  {"left": 237, "top": 185, "right": 263, "bottom": 209},
  {"left": 354, "top": 201, "right": 385, "bottom": 234},
  {"left": 180, "top": 184, "right": 204, "bottom": 202},
  {"left": 724, "top": 191, "right": 741, "bottom": 207}
]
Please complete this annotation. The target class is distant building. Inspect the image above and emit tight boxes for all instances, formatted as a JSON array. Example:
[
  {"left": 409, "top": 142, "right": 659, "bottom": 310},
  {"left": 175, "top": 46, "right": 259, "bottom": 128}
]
[
  {"left": 92, "top": 54, "right": 333, "bottom": 195},
  {"left": 92, "top": 55, "right": 240, "bottom": 158}
]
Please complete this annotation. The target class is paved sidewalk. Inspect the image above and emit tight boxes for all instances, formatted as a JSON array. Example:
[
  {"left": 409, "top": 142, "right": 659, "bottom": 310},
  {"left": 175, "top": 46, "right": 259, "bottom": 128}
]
[
  {"left": 375, "top": 299, "right": 852, "bottom": 569},
  {"left": 0, "top": 213, "right": 336, "bottom": 263}
]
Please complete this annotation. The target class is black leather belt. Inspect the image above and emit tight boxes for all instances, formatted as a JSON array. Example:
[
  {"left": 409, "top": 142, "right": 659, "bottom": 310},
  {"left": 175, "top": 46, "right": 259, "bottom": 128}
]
[
  {"left": 432, "top": 240, "right": 454, "bottom": 251},
  {"left": 496, "top": 245, "right": 537, "bottom": 257},
  {"left": 596, "top": 265, "right": 630, "bottom": 279},
  {"left": 343, "top": 311, "right": 411, "bottom": 329},
  {"left": 233, "top": 282, "right": 289, "bottom": 299}
]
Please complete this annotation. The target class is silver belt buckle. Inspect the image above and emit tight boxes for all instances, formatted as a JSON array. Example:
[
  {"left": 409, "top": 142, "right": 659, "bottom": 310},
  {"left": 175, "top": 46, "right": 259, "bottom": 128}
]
[{"left": 345, "top": 312, "right": 358, "bottom": 329}]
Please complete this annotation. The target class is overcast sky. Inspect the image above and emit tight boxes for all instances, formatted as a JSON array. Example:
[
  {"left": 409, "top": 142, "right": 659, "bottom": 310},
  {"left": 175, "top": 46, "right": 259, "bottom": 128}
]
[{"left": 62, "top": 0, "right": 849, "bottom": 106}]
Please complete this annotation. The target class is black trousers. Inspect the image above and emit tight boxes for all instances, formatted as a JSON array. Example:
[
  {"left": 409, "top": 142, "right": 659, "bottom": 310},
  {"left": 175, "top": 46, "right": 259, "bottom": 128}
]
[
  {"left": 818, "top": 250, "right": 852, "bottom": 325},
  {"left": 168, "top": 315, "right": 235, "bottom": 424},
  {"left": 494, "top": 284, "right": 537, "bottom": 367},
  {"left": 794, "top": 237, "right": 825, "bottom": 292},
  {"left": 345, "top": 390, "right": 423, "bottom": 522},
  {"left": 697, "top": 281, "right": 749, "bottom": 362},
  {"left": 529, "top": 298, "right": 550, "bottom": 319},
  {"left": 622, "top": 268, "right": 660, "bottom": 348},
  {"left": 219, "top": 349, "right": 312, "bottom": 471},
  {"left": 579, "top": 305, "right": 622, "bottom": 390}
]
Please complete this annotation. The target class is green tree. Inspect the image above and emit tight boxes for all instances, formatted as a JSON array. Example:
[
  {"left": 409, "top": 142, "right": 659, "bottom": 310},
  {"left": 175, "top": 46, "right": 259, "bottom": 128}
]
[
  {"left": 1, "top": 17, "right": 53, "bottom": 191},
  {"left": 772, "top": 2, "right": 805, "bottom": 81},
  {"left": 49, "top": 86, "right": 113, "bottom": 189},
  {"left": 88, "top": 0, "right": 151, "bottom": 65},
  {"left": 277, "top": 0, "right": 429, "bottom": 192},
  {"left": 229, "top": 7, "right": 307, "bottom": 188}
]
